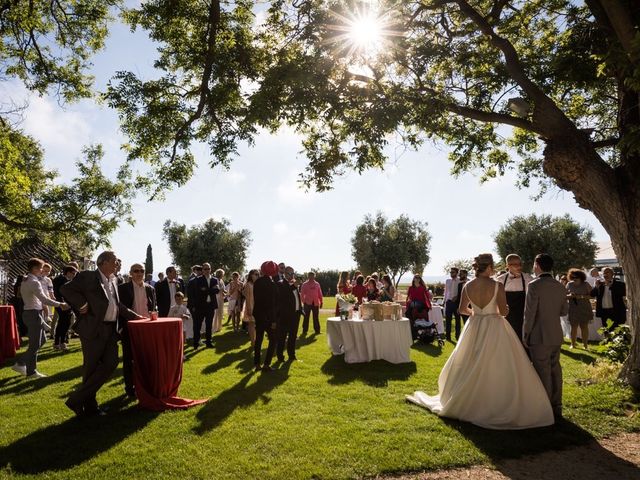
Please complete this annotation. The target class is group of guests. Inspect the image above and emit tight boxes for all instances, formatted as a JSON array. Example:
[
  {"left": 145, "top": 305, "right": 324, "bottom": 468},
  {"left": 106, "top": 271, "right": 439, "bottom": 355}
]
[{"left": 443, "top": 255, "right": 628, "bottom": 350}]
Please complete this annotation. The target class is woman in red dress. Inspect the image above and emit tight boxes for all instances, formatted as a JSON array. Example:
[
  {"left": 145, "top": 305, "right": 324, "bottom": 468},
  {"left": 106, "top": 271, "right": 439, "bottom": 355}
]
[
  {"left": 335, "top": 271, "right": 352, "bottom": 315},
  {"left": 406, "top": 274, "right": 432, "bottom": 312},
  {"left": 351, "top": 275, "right": 367, "bottom": 305}
]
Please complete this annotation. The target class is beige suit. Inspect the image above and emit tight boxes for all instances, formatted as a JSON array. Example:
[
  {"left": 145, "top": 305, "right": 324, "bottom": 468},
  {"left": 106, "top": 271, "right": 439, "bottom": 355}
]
[{"left": 523, "top": 274, "right": 569, "bottom": 417}]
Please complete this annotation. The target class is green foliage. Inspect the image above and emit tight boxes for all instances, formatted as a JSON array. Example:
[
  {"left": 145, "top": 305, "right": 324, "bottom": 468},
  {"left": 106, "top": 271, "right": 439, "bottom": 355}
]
[
  {"left": 0, "top": 124, "right": 134, "bottom": 255},
  {"left": 309, "top": 268, "right": 340, "bottom": 296},
  {"left": 163, "top": 218, "right": 251, "bottom": 276},
  {"left": 144, "top": 244, "right": 153, "bottom": 277},
  {"left": 493, "top": 214, "right": 597, "bottom": 274},
  {"left": 598, "top": 321, "right": 632, "bottom": 364},
  {"left": 442, "top": 258, "right": 475, "bottom": 274},
  {"left": 0, "top": 0, "right": 120, "bottom": 101},
  {"left": 351, "top": 212, "right": 431, "bottom": 288}
]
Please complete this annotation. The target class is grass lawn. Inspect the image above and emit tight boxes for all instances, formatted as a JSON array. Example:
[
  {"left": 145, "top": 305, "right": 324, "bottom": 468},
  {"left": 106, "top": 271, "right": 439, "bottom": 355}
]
[{"left": 1, "top": 313, "right": 639, "bottom": 480}]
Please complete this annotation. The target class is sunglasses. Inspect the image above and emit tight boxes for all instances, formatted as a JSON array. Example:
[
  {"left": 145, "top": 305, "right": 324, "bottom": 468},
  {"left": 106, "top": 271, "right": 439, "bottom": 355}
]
[
  {"left": 203, "top": 268, "right": 211, "bottom": 271},
  {"left": 131, "top": 269, "right": 145, "bottom": 273}
]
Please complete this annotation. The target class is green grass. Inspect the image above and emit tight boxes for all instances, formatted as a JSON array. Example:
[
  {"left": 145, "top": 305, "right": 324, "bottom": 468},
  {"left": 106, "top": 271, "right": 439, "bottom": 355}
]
[{"left": 1, "top": 314, "right": 638, "bottom": 480}]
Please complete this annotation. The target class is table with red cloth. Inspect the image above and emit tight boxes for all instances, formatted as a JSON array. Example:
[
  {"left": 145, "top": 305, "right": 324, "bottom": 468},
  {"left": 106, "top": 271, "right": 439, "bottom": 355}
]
[
  {"left": 0, "top": 305, "right": 21, "bottom": 364},
  {"left": 127, "top": 317, "right": 207, "bottom": 411}
]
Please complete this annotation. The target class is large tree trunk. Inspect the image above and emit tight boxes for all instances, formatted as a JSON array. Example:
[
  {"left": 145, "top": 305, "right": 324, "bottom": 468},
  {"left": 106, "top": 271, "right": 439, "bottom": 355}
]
[{"left": 543, "top": 134, "right": 640, "bottom": 391}]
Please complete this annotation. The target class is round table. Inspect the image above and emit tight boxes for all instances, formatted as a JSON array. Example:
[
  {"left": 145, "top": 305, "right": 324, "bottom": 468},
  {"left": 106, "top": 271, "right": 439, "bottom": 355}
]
[
  {"left": 326, "top": 317, "right": 413, "bottom": 364},
  {"left": 127, "top": 317, "right": 207, "bottom": 411},
  {"left": 0, "top": 305, "right": 20, "bottom": 364}
]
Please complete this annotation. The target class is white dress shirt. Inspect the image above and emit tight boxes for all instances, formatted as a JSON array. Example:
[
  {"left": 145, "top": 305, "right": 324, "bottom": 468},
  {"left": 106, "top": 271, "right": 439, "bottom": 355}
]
[
  {"left": 168, "top": 280, "right": 177, "bottom": 307},
  {"left": 99, "top": 269, "right": 119, "bottom": 322},
  {"left": 132, "top": 282, "right": 149, "bottom": 317},
  {"left": 20, "top": 274, "right": 63, "bottom": 311},
  {"left": 444, "top": 278, "right": 460, "bottom": 302},
  {"left": 602, "top": 284, "right": 614, "bottom": 309},
  {"left": 496, "top": 272, "right": 533, "bottom": 292}
]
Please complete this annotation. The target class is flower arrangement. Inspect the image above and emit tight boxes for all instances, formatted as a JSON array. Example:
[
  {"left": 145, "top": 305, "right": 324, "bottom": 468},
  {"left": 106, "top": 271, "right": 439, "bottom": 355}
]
[{"left": 336, "top": 293, "right": 357, "bottom": 319}]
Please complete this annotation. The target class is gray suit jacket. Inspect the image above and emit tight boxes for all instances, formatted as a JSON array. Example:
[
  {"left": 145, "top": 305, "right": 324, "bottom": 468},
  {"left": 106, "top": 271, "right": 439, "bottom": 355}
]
[
  {"left": 523, "top": 275, "right": 569, "bottom": 346},
  {"left": 61, "top": 270, "right": 138, "bottom": 339}
]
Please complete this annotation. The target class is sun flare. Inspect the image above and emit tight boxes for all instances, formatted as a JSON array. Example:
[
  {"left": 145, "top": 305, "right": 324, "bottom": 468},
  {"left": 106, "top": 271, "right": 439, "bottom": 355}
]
[{"left": 348, "top": 13, "right": 384, "bottom": 54}]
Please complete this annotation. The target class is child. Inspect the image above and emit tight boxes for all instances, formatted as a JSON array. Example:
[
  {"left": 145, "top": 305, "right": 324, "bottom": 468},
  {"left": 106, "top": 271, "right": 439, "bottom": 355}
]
[{"left": 168, "top": 292, "right": 193, "bottom": 343}]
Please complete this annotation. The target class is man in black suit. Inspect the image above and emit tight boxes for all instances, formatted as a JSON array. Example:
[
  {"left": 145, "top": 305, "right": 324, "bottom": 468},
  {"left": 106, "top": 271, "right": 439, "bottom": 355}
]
[
  {"left": 190, "top": 262, "right": 219, "bottom": 348},
  {"left": 61, "top": 251, "right": 143, "bottom": 416},
  {"left": 155, "top": 265, "right": 183, "bottom": 318},
  {"left": 592, "top": 267, "right": 627, "bottom": 330},
  {"left": 52, "top": 265, "right": 78, "bottom": 350},
  {"left": 118, "top": 263, "right": 157, "bottom": 397},
  {"left": 455, "top": 269, "right": 470, "bottom": 324},
  {"left": 254, "top": 262, "right": 278, "bottom": 371},
  {"left": 276, "top": 266, "right": 303, "bottom": 362}
]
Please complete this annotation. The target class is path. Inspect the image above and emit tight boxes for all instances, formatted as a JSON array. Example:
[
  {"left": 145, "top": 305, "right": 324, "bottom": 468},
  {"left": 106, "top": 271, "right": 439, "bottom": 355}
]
[{"left": 379, "top": 432, "right": 640, "bottom": 479}]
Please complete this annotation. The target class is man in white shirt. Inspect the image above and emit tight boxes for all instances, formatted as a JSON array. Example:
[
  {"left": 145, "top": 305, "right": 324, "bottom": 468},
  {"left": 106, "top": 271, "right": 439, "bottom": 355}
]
[
  {"left": 444, "top": 267, "right": 461, "bottom": 341},
  {"left": 496, "top": 254, "right": 533, "bottom": 339},
  {"left": 13, "top": 258, "right": 69, "bottom": 378},
  {"left": 586, "top": 267, "right": 601, "bottom": 288}
]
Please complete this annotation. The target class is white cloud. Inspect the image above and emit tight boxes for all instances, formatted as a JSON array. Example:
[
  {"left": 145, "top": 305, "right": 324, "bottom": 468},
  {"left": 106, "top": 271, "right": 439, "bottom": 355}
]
[
  {"left": 276, "top": 170, "right": 319, "bottom": 204},
  {"left": 226, "top": 171, "right": 247, "bottom": 185}
]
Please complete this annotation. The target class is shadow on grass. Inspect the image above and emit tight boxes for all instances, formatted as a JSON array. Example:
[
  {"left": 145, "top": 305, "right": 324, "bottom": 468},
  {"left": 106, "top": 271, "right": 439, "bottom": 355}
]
[
  {"left": 213, "top": 328, "right": 251, "bottom": 354},
  {"left": 560, "top": 348, "right": 597, "bottom": 365},
  {"left": 193, "top": 362, "right": 291, "bottom": 434},
  {"left": 0, "top": 365, "right": 83, "bottom": 396},
  {"left": 438, "top": 418, "right": 640, "bottom": 479},
  {"left": 411, "top": 341, "right": 445, "bottom": 357},
  {"left": 0, "top": 403, "right": 158, "bottom": 474},
  {"left": 320, "top": 355, "right": 417, "bottom": 387}
]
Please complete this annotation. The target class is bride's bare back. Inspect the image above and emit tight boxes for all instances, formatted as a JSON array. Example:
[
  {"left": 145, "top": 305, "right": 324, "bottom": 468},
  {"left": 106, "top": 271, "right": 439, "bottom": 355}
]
[{"left": 459, "top": 277, "right": 508, "bottom": 315}]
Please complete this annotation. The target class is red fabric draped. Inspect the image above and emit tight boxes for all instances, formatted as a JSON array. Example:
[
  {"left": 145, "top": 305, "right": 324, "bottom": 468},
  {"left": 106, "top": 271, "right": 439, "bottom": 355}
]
[
  {"left": 127, "top": 318, "right": 207, "bottom": 411},
  {"left": 0, "top": 305, "right": 20, "bottom": 364}
]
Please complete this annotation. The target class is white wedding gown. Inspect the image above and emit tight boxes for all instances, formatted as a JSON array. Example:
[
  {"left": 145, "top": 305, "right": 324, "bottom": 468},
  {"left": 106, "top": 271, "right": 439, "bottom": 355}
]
[{"left": 407, "top": 283, "right": 554, "bottom": 429}]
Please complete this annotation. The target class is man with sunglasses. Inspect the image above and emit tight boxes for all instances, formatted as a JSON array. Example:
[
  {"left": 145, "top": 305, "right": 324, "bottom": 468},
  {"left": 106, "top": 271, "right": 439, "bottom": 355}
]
[
  {"left": 118, "top": 263, "right": 157, "bottom": 397},
  {"left": 190, "top": 263, "right": 220, "bottom": 348}
]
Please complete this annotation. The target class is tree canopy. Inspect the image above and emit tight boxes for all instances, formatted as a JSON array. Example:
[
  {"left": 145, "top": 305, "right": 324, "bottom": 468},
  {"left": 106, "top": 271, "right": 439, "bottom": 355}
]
[
  {"left": 351, "top": 212, "right": 431, "bottom": 287},
  {"left": 162, "top": 218, "right": 251, "bottom": 276},
  {"left": 494, "top": 214, "right": 597, "bottom": 274}
]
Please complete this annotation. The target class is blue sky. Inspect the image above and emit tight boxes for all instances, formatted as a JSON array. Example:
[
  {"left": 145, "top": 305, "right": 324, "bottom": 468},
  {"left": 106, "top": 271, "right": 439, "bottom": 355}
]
[{"left": 7, "top": 10, "right": 609, "bottom": 279}]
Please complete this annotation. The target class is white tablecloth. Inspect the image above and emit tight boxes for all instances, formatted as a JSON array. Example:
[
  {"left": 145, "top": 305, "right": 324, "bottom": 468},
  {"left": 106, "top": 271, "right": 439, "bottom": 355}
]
[
  {"left": 561, "top": 314, "right": 603, "bottom": 341},
  {"left": 326, "top": 317, "right": 413, "bottom": 364},
  {"left": 428, "top": 306, "right": 445, "bottom": 334}
]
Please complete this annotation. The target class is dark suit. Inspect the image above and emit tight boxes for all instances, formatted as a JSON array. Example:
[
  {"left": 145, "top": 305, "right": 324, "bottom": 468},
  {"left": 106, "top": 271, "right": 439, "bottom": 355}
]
[
  {"left": 61, "top": 270, "right": 138, "bottom": 413},
  {"left": 52, "top": 274, "right": 73, "bottom": 345},
  {"left": 155, "top": 278, "right": 183, "bottom": 318},
  {"left": 190, "top": 275, "right": 219, "bottom": 346},
  {"left": 276, "top": 280, "right": 302, "bottom": 360},
  {"left": 118, "top": 281, "right": 156, "bottom": 395},
  {"left": 592, "top": 279, "right": 627, "bottom": 329},
  {"left": 253, "top": 275, "right": 278, "bottom": 367}
]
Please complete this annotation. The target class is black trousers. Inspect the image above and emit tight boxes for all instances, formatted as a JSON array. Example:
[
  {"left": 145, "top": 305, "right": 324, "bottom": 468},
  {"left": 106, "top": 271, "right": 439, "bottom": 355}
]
[
  {"left": 54, "top": 310, "right": 73, "bottom": 345},
  {"left": 254, "top": 321, "right": 276, "bottom": 367},
  {"left": 600, "top": 308, "right": 626, "bottom": 329},
  {"left": 120, "top": 329, "right": 135, "bottom": 395},
  {"left": 302, "top": 304, "right": 320, "bottom": 334},
  {"left": 445, "top": 300, "right": 462, "bottom": 340},
  {"left": 277, "top": 312, "right": 301, "bottom": 359},
  {"left": 193, "top": 303, "right": 215, "bottom": 346}
]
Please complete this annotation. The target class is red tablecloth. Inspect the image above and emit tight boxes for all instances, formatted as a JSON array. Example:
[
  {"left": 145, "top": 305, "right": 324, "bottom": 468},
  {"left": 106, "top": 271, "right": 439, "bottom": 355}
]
[
  {"left": 127, "top": 317, "right": 207, "bottom": 411},
  {"left": 0, "top": 305, "right": 21, "bottom": 364}
]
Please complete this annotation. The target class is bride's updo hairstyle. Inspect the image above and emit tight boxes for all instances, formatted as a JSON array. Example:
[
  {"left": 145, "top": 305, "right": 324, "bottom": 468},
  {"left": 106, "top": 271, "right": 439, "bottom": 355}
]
[{"left": 473, "top": 253, "right": 494, "bottom": 275}]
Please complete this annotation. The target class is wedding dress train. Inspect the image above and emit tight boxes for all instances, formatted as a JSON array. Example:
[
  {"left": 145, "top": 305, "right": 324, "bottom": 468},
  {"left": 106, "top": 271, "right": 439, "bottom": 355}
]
[{"left": 407, "top": 283, "right": 554, "bottom": 429}]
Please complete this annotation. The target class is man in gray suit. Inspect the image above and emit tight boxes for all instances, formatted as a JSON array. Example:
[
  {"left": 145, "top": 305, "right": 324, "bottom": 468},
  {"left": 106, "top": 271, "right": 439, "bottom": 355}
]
[
  {"left": 523, "top": 253, "right": 569, "bottom": 422},
  {"left": 61, "top": 251, "right": 143, "bottom": 416}
]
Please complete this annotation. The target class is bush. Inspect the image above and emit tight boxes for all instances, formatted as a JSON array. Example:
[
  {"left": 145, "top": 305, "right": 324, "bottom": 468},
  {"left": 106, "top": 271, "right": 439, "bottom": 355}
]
[
  {"left": 309, "top": 269, "right": 340, "bottom": 296},
  {"left": 598, "top": 321, "right": 632, "bottom": 363},
  {"left": 427, "top": 282, "right": 445, "bottom": 296}
]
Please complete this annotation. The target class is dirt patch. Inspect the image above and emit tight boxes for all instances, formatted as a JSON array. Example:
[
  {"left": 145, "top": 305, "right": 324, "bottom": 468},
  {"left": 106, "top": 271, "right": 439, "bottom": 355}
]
[{"left": 378, "top": 432, "right": 640, "bottom": 480}]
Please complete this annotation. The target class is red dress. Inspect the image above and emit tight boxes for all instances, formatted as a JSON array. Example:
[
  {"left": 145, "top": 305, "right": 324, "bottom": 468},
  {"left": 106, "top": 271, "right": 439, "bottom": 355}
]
[
  {"left": 406, "top": 285, "right": 432, "bottom": 310},
  {"left": 351, "top": 284, "right": 367, "bottom": 305},
  {"left": 336, "top": 284, "right": 353, "bottom": 315}
]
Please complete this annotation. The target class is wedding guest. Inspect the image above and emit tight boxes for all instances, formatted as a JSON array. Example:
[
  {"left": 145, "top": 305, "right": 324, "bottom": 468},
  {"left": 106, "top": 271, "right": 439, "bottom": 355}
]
[
  {"left": 253, "top": 262, "right": 278, "bottom": 371},
  {"left": 155, "top": 265, "right": 183, "bottom": 318},
  {"left": 118, "top": 263, "right": 157, "bottom": 397},
  {"left": 300, "top": 271, "right": 323, "bottom": 335},
  {"left": 242, "top": 269, "right": 259, "bottom": 347},
  {"left": 61, "top": 251, "right": 143, "bottom": 416},
  {"left": 213, "top": 268, "right": 226, "bottom": 333},
  {"left": 406, "top": 275, "right": 432, "bottom": 314},
  {"left": 145, "top": 273, "right": 155, "bottom": 286},
  {"left": 592, "top": 267, "right": 627, "bottom": 330},
  {"left": 335, "top": 271, "right": 352, "bottom": 315},
  {"left": 566, "top": 269, "right": 593, "bottom": 350},
  {"left": 274, "top": 262, "right": 286, "bottom": 282},
  {"left": 559, "top": 274, "right": 568, "bottom": 287},
  {"left": 352, "top": 275, "right": 367, "bottom": 305},
  {"left": 115, "top": 259, "right": 125, "bottom": 285},
  {"left": 190, "top": 263, "right": 219, "bottom": 348},
  {"left": 13, "top": 258, "right": 70, "bottom": 378},
  {"left": 227, "top": 272, "right": 243, "bottom": 332},
  {"left": 158, "top": 272, "right": 165, "bottom": 282},
  {"left": 455, "top": 269, "right": 470, "bottom": 324},
  {"left": 189, "top": 265, "right": 202, "bottom": 281},
  {"left": 53, "top": 265, "right": 78, "bottom": 351},
  {"left": 444, "top": 267, "right": 461, "bottom": 341},
  {"left": 366, "top": 278, "right": 379, "bottom": 301},
  {"left": 379, "top": 275, "right": 395, "bottom": 302},
  {"left": 276, "top": 266, "right": 302, "bottom": 362},
  {"left": 39, "top": 263, "right": 55, "bottom": 333},
  {"left": 168, "top": 292, "right": 193, "bottom": 343},
  {"left": 523, "top": 253, "right": 569, "bottom": 422},
  {"left": 586, "top": 267, "right": 601, "bottom": 288},
  {"left": 371, "top": 272, "right": 383, "bottom": 290},
  {"left": 10, "top": 275, "right": 26, "bottom": 336},
  {"left": 496, "top": 254, "right": 533, "bottom": 341}
]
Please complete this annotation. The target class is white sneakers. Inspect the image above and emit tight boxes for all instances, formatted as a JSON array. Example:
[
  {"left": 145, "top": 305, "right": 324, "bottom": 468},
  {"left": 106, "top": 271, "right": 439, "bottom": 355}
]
[
  {"left": 27, "top": 371, "right": 48, "bottom": 379},
  {"left": 11, "top": 363, "right": 26, "bottom": 376}
]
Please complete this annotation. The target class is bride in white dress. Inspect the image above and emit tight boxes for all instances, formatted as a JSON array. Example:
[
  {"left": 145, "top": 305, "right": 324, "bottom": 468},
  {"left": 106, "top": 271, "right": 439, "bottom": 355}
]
[{"left": 407, "top": 253, "right": 554, "bottom": 429}]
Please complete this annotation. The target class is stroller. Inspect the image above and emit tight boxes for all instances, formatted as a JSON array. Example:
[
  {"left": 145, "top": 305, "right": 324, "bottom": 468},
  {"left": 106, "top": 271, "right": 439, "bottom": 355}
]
[{"left": 406, "top": 301, "right": 444, "bottom": 347}]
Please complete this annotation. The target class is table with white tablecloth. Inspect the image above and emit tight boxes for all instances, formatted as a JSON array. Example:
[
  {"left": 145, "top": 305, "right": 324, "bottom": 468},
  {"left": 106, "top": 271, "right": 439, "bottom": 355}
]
[
  {"left": 561, "top": 310, "right": 632, "bottom": 342},
  {"left": 326, "top": 317, "right": 413, "bottom": 364},
  {"left": 427, "top": 306, "right": 445, "bottom": 334}
]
